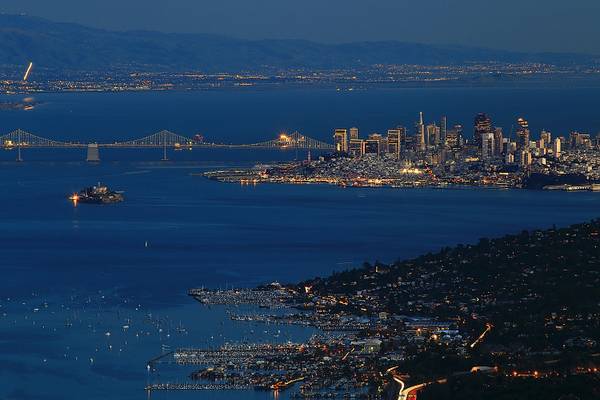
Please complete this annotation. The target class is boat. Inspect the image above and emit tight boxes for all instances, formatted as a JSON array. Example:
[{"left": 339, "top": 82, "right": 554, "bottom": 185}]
[{"left": 69, "top": 183, "right": 124, "bottom": 204}]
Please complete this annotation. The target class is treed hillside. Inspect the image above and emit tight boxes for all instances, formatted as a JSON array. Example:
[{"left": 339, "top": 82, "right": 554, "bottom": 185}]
[{"left": 0, "top": 14, "right": 597, "bottom": 72}]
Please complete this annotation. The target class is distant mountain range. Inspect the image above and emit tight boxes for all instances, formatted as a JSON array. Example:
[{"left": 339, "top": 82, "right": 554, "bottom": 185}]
[{"left": 0, "top": 14, "right": 597, "bottom": 72}]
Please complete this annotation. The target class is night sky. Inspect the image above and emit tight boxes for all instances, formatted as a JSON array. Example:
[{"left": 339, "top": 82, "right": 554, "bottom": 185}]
[{"left": 2, "top": 0, "right": 599, "bottom": 54}]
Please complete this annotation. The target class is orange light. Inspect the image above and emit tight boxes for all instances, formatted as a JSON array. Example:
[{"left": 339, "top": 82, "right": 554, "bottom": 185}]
[{"left": 69, "top": 193, "right": 79, "bottom": 206}]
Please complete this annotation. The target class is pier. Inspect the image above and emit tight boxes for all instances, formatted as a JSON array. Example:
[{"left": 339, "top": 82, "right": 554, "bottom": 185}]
[{"left": 145, "top": 383, "right": 252, "bottom": 391}]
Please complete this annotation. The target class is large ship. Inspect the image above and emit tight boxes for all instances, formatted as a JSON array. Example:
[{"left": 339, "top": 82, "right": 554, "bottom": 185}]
[{"left": 69, "top": 184, "right": 124, "bottom": 204}]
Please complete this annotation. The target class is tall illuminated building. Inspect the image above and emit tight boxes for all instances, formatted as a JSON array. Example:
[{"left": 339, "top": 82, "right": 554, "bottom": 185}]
[
  {"left": 387, "top": 129, "right": 401, "bottom": 158},
  {"left": 349, "top": 127, "right": 359, "bottom": 140},
  {"left": 365, "top": 133, "right": 383, "bottom": 155},
  {"left": 440, "top": 116, "right": 447, "bottom": 145},
  {"left": 521, "top": 150, "right": 532, "bottom": 168},
  {"left": 494, "top": 127, "right": 503, "bottom": 156},
  {"left": 416, "top": 112, "right": 426, "bottom": 151},
  {"left": 445, "top": 125, "right": 463, "bottom": 148},
  {"left": 516, "top": 117, "right": 530, "bottom": 150},
  {"left": 481, "top": 132, "right": 495, "bottom": 159},
  {"left": 349, "top": 139, "right": 365, "bottom": 158},
  {"left": 540, "top": 130, "right": 552, "bottom": 148},
  {"left": 553, "top": 137, "right": 561, "bottom": 158},
  {"left": 333, "top": 129, "right": 348, "bottom": 153},
  {"left": 426, "top": 123, "right": 440, "bottom": 147},
  {"left": 474, "top": 113, "right": 493, "bottom": 147}
]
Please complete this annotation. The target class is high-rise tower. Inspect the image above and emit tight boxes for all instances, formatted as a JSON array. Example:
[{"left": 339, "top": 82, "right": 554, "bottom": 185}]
[
  {"left": 416, "top": 112, "right": 426, "bottom": 151},
  {"left": 473, "top": 113, "right": 493, "bottom": 147},
  {"left": 333, "top": 129, "right": 348, "bottom": 153},
  {"left": 516, "top": 118, "right": 530, "bottom": 150},
  {"left": 440, "top": 116, "right": 447, "bottom": 146}
]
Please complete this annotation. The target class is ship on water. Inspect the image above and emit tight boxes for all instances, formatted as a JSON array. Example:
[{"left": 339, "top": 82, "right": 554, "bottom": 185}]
[{"left": 69, "top": 184, "right": 124, "bottom": 204}]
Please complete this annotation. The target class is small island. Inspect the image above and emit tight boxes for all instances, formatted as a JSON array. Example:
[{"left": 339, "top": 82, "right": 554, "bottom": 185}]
[{"left": 69, "top": 184, "right": 124, "bottom": 204}]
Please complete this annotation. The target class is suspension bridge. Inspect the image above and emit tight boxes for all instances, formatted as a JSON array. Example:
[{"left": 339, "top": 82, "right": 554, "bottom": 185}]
[{"left": 0, "top": 129, "right": 333, "bottom": 161}]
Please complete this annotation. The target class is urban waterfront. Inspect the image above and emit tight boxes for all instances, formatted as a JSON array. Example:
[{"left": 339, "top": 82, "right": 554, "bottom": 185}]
[{"left": 2, "top": 88, "right": 600, "bottom": 399}]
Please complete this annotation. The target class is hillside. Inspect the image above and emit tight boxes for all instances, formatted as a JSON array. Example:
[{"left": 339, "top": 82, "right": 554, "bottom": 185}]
[{"left": 0, "top": 14, "right": 598, "bottom": 72}]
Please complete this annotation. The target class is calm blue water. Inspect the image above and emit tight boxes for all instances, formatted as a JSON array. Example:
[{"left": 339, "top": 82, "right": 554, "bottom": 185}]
[{"left": 1, "top": 87, "right": 600, "bottom": 400}]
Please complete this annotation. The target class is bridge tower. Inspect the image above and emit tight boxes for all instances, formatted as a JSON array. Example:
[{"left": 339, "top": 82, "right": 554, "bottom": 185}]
[
  {"left": 16, "top": 130, "right": 23, "bottom": 162},
  {"left": 162, "top": 140, "right": 168, "bottom": 161},
  {"left": 86, "top": 143, "right": 100, "bottom": 162},
  {"left": 161, "top": 130, "right": 169, "bottom": 161}
]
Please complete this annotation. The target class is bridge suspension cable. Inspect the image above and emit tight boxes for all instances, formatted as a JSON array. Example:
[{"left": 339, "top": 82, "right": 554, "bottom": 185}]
[
  {"left": 0, "top": 129, "right": 334, "bottom": 150},
  {"left": 107, "top": 130, "right": 196, "bottom": 148},
  {"left": 249, "top": 131, "right": 334, "bottom": 150},
  {"left": 0, "top": 129, "right": 81, "bottom": 148}
]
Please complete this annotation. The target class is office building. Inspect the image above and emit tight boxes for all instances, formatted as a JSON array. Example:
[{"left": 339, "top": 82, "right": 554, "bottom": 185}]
[
  {"left": 333, "top": 129, "right": 348, "bottom": 153},
  {"left": 426, "top": 123, "right": 440, "bottom": 147},
  {"left": 516, "top": 118, "right": 530, "bottom": 150},
  {"left": 481, "top": 132, "right": 495, "bottom": 159},
  {"left": 474, "top": 113, "right": 493, "bottom": 147},
  {"left": 387, "top": 129, "right": 401, "bottom": 158},
  {"left": 540, "top": 130, "right": 552, "bottom": 148},
  {"left": 553, "top": 137, "right": 561, "bottom": 158},
  {"left": 348, "top": 139, "right": 365, "bottom": 158},
  {"left": 416, "top": 112, "right": 426, "bottom": 151},
  {"left": 493, "top": 127, "right": 503, "bottom": 156},
  {"left": 445, "top": 125, "right": 463, "bottom": 148},
  {"left": 440, "top": 116, "right": 447, "bottom": 145}
]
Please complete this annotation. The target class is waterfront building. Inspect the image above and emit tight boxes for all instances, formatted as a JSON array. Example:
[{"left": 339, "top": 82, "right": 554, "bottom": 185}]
[
  {"left": 474, "top": 113, "right": 493, "bottom": 147},
  {"left": 516, "top": 117, "right": 530, "bottom": 150},
  {"left": 387, "top": 129, "right": 401, "bottom": 158},
  {"left": 333, "top": 128, "right": 348, "bottom": 153},
  {"left": 349, "top": 127, "right": 359, "bottom": 140}
]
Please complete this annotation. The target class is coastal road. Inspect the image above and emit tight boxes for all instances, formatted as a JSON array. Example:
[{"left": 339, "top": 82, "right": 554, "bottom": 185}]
[
  {"left": 396, "top": 366, "right": 496, "bottom": 399},
  {"left": 385, "top": 366, "right": 404, "bottom": 400}
]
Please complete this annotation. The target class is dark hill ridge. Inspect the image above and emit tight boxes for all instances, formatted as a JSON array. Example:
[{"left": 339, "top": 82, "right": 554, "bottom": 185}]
[{"left": 0, "top": 14, "right": 598, "bottom": 72}]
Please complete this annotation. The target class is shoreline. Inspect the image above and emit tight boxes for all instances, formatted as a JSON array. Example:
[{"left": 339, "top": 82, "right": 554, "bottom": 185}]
[{"left": 202, "top": 171, "right": 600, "bottom": 193}]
